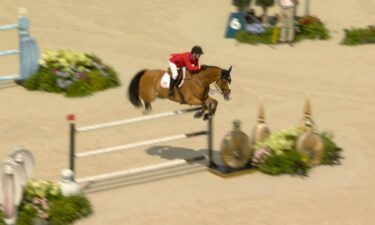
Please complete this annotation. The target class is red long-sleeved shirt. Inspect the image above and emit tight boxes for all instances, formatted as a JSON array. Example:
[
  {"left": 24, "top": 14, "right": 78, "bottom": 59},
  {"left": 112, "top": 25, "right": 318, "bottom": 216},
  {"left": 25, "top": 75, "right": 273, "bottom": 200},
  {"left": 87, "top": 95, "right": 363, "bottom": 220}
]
[{"left": 169, "top": 52, "right": 200, "bottom": 71}]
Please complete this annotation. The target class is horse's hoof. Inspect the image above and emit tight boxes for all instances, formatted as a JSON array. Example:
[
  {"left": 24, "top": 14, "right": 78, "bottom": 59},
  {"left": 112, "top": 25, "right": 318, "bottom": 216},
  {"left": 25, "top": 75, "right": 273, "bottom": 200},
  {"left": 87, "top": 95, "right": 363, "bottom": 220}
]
[
  {"left": 194, "top": 111, "right": 203, "bottom": 118},
  {"left": 203, "top": 113, "right": 211, "bottom": 120},
  {"left": 142, "top": 110, "right": 151, "bottom": 115}
]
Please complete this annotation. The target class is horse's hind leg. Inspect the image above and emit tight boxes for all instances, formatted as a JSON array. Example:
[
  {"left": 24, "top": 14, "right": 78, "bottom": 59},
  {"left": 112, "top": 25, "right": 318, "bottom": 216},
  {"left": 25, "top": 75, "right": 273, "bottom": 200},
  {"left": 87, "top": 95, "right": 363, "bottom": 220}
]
[
  {"left": 139, "top": 81, "right": 156, "bottom": 115},
  {"left": 143, "top": 102, "right": 152, "bottom": 115}
]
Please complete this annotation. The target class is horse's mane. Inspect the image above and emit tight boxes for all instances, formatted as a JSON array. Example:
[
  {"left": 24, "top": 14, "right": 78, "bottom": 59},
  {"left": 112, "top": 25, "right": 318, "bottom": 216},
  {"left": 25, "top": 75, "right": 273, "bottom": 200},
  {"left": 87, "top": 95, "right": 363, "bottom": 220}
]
[
  {"left": 200, "top": 65, "right": 221, "bottom": 70},
  {"left": 188, "top": 65, "right": 221, "bottom": 75}
]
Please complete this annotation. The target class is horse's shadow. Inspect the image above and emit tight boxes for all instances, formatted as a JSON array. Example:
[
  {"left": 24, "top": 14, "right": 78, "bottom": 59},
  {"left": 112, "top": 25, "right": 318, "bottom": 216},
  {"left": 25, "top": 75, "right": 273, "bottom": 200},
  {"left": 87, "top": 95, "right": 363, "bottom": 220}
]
[{"left": 146, "top": 145, "right": 223, "bottom": 166}]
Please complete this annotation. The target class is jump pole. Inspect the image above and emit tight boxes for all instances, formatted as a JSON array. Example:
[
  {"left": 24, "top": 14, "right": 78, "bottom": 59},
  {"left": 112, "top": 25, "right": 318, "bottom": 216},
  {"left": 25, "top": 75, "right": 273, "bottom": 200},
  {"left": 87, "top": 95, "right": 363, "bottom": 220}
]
[
  {"left": 67, "top": 114, "right": 76, "bottom": 176},
  {"left": 208, "top": 114, "right": 214, "bottom": 168}
]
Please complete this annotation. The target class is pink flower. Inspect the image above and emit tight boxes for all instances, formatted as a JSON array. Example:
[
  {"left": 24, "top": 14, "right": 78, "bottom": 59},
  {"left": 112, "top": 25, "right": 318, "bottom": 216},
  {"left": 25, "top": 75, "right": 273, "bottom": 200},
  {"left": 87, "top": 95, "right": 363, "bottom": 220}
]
[
  {"left": 252, "top": 148, "right": 271, "bottom": 166},
  {"left": 39, "top": 211, "right": 49, "bottom": 219},
  {"left": 32, "top": 197, "right": 41, "bottom": 205}
]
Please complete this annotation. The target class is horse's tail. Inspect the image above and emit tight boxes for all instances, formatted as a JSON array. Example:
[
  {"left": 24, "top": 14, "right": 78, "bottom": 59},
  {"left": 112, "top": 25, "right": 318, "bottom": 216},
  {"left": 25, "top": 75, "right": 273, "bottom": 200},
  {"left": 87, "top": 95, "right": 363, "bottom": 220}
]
[{"left": 127, "top": 69, "right": 147, "bottom": 108}]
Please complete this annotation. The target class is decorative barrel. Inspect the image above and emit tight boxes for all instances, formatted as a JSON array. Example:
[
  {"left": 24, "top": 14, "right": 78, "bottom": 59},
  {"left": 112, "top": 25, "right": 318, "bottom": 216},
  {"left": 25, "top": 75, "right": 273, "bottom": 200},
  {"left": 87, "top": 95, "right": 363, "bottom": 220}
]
[
  {"left": 296, "top": 130, "right": 323, "bottom": 166},
  {"left": 220, "top": 120, "right": 253, "bottom": 169},
  {"left": 252, "top": 101, "right": 271, "bottom": 144}
]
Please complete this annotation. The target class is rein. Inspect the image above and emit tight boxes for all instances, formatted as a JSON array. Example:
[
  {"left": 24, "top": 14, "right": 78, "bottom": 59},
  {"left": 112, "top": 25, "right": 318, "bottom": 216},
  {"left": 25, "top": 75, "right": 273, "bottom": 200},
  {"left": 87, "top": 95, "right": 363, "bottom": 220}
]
[{"left": 214, "top": 83, "right": 223, "bottom": 95}]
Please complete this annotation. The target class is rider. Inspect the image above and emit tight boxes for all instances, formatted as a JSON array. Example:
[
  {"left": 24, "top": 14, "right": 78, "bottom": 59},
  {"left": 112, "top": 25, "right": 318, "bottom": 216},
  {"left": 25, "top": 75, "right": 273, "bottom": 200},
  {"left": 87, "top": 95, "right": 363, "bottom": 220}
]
[{"left": 168, "top": 45, "right": 204, "bottom": 96}]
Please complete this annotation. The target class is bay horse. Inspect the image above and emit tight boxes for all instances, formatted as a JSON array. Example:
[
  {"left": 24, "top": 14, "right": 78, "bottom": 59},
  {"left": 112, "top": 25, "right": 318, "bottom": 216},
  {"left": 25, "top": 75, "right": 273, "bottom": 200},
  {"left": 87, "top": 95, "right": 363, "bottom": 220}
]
[{"left": 127, "top": 65, "right": 232, "bottom": 119}]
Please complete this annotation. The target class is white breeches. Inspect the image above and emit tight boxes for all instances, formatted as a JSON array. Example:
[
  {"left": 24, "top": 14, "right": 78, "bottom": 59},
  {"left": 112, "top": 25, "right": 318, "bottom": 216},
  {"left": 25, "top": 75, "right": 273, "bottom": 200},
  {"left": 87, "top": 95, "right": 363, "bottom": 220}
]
[{"left": 168, "top": 62, "right": 185, "bottom": 80}]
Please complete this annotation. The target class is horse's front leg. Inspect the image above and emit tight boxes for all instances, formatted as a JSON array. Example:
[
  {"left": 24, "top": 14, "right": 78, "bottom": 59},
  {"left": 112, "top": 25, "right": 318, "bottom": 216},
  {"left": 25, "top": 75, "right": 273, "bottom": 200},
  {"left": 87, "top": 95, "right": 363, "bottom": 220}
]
[
  {"left": 203, "top": 97, "right": 218, "bottom": 120},
  {"left": 187, "top": 96, "right": 208, "bottom": 119},
  {"left": 194, "top": 102, "right": 207, "bottom": 118}
]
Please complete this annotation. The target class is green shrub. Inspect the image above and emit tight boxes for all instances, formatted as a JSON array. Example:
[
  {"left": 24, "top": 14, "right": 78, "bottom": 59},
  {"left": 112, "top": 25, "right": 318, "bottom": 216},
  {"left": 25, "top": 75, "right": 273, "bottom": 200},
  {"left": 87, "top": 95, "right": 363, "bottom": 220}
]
[
  {"left": 24, "top": 68, "right": 62, "bottom": 94},
  {"left": 0, "top": 180, "right": 93, "bottom": 225},
  {"left": 258, "top": 150, "right": 310, "bottom": 176},
  {"left": 0, "top": 205, "right": 37, "bottom": 225},
  {"left": 256, "top": 0, "right": 275, "bottom": 24},
  {"left": 235, "top": 15, "right": 330, "bottom": 45},
  {"left": 15, "top": 206, "right": 37, "bottom": 225},
  {"left": 320, "top": 131, "right": 343, "bottom": 165},
  {"left": 103, "top": 65, "right": 121, "bottom": 87},
  {"left": 65, "top": 79, "right": 94, "bottom": 97},
  {"left": 341, "top": 26, "right": 375, "bottom": 45},
  {"left": 254, "top": 127, "right": 310, "bottom": 176},
  {"left": 49, "top": 195, "right": 93, "bottom": 225},
  {"left": 235, "top": 27, "right": 274, "bottom": 45},
  {"left": 254, "top": 127, "right": 304, "bottom": 155},
  {"left": 87, "top": 70, "right": 109, "bottom": 91},
  {"left": 0, "top": 211, "right": 5, "bottom": 225},
  {"left": 23, "top": 50, "right": 121, "bottom": 97},
  {"left": 64, "top": 195, "right": 93, "bottom": 219},
  {"left": 49, "top": 200, "right": 78, "bottom": 225},
  {"left": 295, "top": 16, "right": 330, "bottom": 41},
  {"left": 253, "top": 126, "right": 343, "bottom": 176},
  {"left": 24, "top": 180, "right": 62, "bottom": 200},
  {"left": 232, "top": 0, "right": 252, "bottom": 12}
]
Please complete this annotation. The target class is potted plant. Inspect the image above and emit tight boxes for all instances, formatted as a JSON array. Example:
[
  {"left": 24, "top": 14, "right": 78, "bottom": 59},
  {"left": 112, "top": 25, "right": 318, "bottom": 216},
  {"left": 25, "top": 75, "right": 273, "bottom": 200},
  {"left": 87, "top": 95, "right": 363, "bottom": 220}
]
[
  {"left": 232, "top": 0, "right": 252, "bottom": 13},
  {"left": 255, "top": 0, "right": 275, "bottom": 24}
]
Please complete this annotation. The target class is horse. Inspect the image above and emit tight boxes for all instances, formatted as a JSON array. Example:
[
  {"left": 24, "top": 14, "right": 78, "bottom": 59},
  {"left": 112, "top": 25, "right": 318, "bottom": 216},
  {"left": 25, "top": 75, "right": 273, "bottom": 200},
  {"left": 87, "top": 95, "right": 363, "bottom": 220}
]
[{"left": 127, "top": 65, "right": 232, "bottom": 119}]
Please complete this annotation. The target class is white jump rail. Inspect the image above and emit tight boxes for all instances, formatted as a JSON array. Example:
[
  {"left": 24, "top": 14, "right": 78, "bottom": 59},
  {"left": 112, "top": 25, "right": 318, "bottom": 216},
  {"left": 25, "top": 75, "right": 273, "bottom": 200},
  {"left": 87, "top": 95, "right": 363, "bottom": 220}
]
[
  {"left": 76, "top": 156, "right": 206, "bottom": 184},
  {"left": 76, "top": 106, "right": 203, "bottom": 132}
]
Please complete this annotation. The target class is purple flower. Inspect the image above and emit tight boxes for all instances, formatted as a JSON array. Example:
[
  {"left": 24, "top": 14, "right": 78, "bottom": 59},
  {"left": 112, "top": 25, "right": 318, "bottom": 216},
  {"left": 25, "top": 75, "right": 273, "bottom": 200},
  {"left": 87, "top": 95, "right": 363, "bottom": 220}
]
[{"left": 54, "top": 70, "right": 61, "bottom": 76}]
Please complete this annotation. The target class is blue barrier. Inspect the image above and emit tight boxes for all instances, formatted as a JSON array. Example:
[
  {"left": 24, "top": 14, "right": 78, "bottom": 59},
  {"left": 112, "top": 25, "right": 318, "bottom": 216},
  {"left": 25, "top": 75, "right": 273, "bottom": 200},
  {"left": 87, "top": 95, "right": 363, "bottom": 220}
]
[
  {"left": 224, "top": 12, "right": 246, "bottom": 38},
  {"left": 0, "top": 10, "right": 39, "bottom": 82}
]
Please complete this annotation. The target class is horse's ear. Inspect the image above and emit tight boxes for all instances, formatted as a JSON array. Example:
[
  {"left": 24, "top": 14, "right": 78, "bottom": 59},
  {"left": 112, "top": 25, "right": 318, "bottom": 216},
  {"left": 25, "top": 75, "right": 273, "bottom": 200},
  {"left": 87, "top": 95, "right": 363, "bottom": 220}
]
[{"left": 228, "top": 65, "right": 232, "bottom": 73}]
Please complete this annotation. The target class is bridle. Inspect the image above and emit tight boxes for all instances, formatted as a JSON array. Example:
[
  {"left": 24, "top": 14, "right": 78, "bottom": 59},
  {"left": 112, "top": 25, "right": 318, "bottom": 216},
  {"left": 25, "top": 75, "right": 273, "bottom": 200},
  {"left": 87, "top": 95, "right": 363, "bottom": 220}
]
[
  {"left": 194, "top": 67, "right": 231, "bottom": 96},
  {"left": 213, "top": 75, "right": 231, "bottom": 96}
]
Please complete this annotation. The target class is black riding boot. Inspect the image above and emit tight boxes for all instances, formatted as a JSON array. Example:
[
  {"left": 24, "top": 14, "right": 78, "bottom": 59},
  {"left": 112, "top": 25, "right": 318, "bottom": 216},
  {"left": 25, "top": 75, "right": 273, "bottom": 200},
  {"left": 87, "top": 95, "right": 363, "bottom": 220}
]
[{"left": 169, "top": 78, "right": 176, "bottom": 96}]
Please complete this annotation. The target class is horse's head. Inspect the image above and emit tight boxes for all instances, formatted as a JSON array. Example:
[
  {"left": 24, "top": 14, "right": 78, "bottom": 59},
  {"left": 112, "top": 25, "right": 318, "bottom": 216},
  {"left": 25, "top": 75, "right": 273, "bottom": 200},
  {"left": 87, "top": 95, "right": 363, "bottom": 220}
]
[{"left": 215, "top": 66, "right": 232, "bottom": 101}]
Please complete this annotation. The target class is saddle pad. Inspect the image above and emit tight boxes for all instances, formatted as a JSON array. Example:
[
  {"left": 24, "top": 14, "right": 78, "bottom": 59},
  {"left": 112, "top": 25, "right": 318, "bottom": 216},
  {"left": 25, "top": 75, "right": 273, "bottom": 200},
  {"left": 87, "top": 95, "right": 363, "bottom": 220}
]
[{"left": 160, "top": 72, "right": 185, "bottom": 89}]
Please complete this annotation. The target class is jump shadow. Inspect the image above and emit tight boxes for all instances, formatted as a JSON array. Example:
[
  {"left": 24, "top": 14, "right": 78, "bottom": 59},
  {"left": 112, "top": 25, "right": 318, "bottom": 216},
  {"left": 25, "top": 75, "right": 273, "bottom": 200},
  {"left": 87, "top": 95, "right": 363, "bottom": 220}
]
[
  {"left": 83, "top": 164, "right": 205, "bottom": 194},
  {"left": 146, "top": 145, "right": 224, "bottom": 166},
  {"left": 82, "top": 146, "right": 224, "bottom": 193},
  {"left": 0, "top": 81, "right": 18, "bottom": 89}
]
